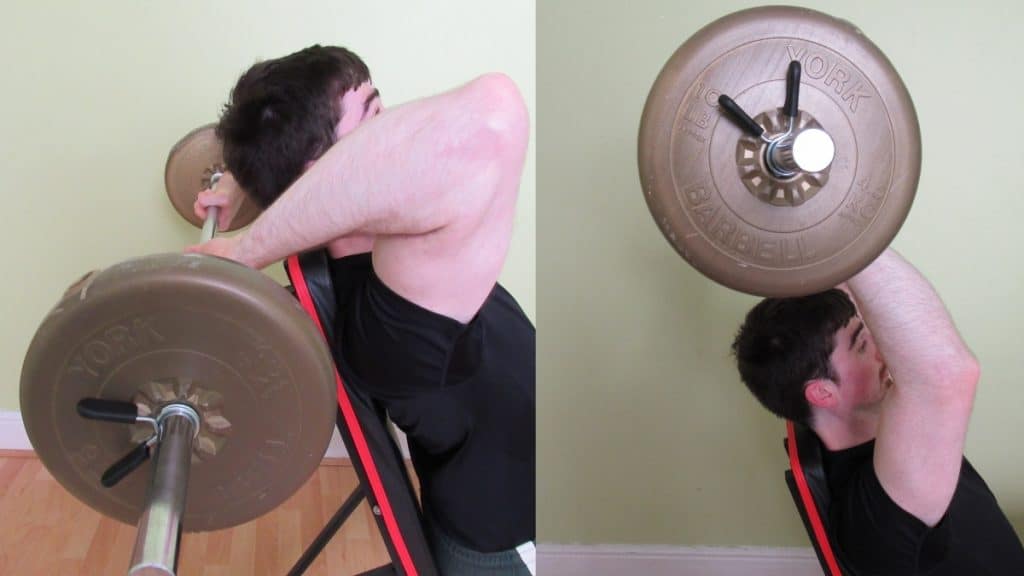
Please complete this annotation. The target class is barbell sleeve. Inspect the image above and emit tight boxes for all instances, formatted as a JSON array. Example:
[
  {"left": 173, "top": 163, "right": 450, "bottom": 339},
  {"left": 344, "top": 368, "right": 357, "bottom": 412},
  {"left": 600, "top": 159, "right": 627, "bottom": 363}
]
[{"left": 127, "top": 410, "right": 197, "bottom": 576}]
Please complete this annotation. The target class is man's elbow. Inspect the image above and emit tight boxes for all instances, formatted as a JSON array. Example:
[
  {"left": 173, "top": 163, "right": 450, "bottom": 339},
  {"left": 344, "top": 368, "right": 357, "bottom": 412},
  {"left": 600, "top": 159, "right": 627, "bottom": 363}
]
[
  {"left": 463, "top": 73, "right": 530, "bottom": 164},
  {"left": 957, "top": 355, "right": 981, "bottom": 394},
  {"left": 935, "top": 353, "right": 980, "bottom": 401}
]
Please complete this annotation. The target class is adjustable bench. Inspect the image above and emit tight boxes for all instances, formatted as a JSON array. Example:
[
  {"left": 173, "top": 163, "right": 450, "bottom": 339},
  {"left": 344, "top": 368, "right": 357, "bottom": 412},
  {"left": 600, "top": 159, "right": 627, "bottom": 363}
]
[
  {"left": 285, "top": 250, "right": 438, "bottom": 576},
  {"left": 784, "top": 421, "right": 853, "bottom": 576}
]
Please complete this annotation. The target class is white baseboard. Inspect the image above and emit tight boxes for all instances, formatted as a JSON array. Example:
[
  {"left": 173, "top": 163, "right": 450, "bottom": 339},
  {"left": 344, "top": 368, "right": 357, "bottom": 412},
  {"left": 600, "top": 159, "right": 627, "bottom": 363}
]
[
  {"left": 0, "top": 410, "right": 409, "bottom": 460},
  {"left": 325, "top": 427, "right": 350, "bottom": 459},
  {"left": 537, "top": 544, "right": 822, "bottom": 576},
  {"left": 0, "top": 411, "right": 33, "bottom": 451}
]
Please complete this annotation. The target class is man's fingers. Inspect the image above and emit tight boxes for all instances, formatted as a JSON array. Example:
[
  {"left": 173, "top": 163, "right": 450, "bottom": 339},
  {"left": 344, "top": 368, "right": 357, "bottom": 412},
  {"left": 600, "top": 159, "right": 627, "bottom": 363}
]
[
  {"left": 195, "top": 190, "right": 236, "bottom": 223},
  {"left": 197, "top": 189, "right": 230, "bottom": 207}
]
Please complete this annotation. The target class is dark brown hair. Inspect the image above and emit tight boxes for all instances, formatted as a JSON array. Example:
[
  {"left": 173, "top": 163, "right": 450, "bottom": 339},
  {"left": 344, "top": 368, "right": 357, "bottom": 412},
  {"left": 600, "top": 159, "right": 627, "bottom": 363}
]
[
  {"left": 731, "top": 289, "right": 857, "bottom": 424},
  {"left": 216, "top": 45, "right": 370, "bottom": 207}
]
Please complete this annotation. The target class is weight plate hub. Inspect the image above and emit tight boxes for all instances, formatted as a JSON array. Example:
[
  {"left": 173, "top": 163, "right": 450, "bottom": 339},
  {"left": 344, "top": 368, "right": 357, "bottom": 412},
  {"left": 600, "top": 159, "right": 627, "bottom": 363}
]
[
  {"left": 20, "top": 254, "right": 336, "bottom": 531},
  {"left": 639, "top": 6, "right": 920, "bottom": 296},
  {"left": 165, "top": 123, "right": 261, "bottom": 231}
]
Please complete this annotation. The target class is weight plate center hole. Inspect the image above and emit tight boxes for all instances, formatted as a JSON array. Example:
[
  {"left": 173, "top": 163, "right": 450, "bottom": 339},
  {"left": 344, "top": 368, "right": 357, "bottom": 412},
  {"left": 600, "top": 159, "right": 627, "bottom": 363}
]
[{"left": 131, "top": 377, "right": 232, "bottom": 460}]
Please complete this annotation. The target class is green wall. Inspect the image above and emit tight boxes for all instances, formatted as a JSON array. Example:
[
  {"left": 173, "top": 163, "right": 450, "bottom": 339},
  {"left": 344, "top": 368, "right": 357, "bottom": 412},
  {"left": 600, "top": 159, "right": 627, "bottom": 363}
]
[
  {"left": 538, "top": 0, "right": 1024, "bottom": 545},
  {"left": 1, "top": 1, "right": 535, "bottom": 411},
  {"left": 4, "top": 0, "right": 1022, "bottom": 552}
]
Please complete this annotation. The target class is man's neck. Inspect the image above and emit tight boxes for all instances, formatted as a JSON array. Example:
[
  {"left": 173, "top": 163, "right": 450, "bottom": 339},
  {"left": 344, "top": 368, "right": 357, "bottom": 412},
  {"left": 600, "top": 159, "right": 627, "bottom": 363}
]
[{"left": 812, "top": 409, "right": 880, "bottom": 452}]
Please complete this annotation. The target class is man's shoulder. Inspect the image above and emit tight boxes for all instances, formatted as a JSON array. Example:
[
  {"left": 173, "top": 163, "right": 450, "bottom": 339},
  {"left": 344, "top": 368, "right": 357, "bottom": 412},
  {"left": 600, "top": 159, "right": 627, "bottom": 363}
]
[{"left": 483, "top": 283, "right": 534, "bottom": 333}]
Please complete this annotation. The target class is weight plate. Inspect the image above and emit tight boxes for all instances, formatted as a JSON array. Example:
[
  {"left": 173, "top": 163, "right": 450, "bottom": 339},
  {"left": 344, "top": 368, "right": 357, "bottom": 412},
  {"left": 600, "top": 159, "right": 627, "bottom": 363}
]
[
  {"left": 165, "top": 124, "right": 261, "bottom": 231},
  {"left": 638, "top": 6, "right": 920, "bottom": 296},
  {"left": 20, "top": 254, "right": 336, "bottom": 531}
]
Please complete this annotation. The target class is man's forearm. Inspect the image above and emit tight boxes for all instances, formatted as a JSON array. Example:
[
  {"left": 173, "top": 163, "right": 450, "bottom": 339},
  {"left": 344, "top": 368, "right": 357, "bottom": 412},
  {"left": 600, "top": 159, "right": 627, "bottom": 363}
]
[
  {"left": 235, "top": 73, "right": 528, "bottom": 269},
  {"left": 847, "top": 249, "right": 978, "bottom": 392}
]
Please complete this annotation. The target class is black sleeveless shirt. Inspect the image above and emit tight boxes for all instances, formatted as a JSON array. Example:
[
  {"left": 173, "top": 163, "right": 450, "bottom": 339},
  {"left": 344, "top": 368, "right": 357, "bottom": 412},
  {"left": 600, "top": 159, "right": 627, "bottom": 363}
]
[
  {"left": 328, "top": 253, "right": 535, "bottom": 552},
  {"left": 823, "top": 440, "right": 1024, "bottom": 574}
]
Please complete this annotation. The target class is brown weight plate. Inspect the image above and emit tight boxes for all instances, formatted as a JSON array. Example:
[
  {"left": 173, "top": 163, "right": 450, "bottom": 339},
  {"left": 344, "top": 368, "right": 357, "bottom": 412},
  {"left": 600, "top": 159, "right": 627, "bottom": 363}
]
[
  {"left": 638, "top": 6, "right": 920, "bottom": 296},
  {"left": 165, "top": 124, "right": 261, "bottom": 231},
  {"left": 20, "top": 254, "right": 336, "bottom": 531}
]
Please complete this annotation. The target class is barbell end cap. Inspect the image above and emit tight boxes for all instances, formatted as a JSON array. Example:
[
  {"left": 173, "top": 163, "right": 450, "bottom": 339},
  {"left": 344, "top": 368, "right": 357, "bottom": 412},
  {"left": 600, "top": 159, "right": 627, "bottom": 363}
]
[{"left": 791, "top": 128, "right": 836, "bottom": 173}]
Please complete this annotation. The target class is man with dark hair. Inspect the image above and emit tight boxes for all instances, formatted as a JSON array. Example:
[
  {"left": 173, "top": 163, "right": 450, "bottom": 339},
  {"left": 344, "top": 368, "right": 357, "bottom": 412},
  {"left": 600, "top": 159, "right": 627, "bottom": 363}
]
[
  {"left": 732, "top": 249, "right": 1023, "bottom": 574},
  {"left": 214, "top": 46, "right": 372, "bottom": 209},
  {"left": 188, "top": 45, "right": 535, "bottom": 575}
]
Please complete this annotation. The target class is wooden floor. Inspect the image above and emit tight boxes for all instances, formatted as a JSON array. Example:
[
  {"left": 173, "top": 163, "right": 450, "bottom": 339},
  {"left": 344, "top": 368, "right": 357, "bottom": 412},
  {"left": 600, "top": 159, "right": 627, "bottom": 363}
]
[{"left": 0, "top": 450, "right": 396, "bottom": 575}]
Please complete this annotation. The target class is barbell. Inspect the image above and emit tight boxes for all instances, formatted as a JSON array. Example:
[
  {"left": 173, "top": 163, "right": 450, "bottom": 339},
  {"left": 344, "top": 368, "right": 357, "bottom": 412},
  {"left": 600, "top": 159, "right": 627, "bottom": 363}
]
[
  {"left": 20, "top": 125, "right": 337, "bottom": 574},
  {"left": 639, "top": 6, "right": 920, "bottom": 296}
]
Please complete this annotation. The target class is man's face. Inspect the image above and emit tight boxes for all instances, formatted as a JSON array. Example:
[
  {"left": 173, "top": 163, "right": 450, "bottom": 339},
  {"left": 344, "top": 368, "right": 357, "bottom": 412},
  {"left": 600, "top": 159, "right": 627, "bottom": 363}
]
[
  {"left": 827, "top": 316, "right": 892, "bottom": 414},
  {"left": 336, "top": 81, "right": 383, "bottom": 138}
]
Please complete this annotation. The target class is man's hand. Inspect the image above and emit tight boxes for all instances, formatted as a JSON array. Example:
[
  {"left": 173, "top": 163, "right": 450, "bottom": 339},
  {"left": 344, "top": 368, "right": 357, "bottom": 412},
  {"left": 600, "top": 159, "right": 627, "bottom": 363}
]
[
  {"left": 184, "top": 235, "right": 252, "bottom": 267},
  {"left": 194, "top": 171, "right": 246, "bottom": 231}
]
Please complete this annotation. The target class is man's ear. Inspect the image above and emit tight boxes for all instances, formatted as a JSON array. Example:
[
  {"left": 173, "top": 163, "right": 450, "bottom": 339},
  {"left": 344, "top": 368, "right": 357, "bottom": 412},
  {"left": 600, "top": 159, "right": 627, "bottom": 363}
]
[{"left": 805, "top": 378, "right": 838, "bottom": 409}]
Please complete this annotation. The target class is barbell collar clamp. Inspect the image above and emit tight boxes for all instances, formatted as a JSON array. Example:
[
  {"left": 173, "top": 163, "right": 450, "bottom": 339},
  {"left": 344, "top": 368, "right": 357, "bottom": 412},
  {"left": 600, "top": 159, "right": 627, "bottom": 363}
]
[
  {"left": 717, "top": 94, "right": 766, "bottom": 140},
  {"left": 783, "top": 60, "right": 801, "bottom": 119},
  {"left": 77, "top": 397, "right": 141, "bottom": 425},
  {"left": 78, "top": 397, "right": 161, "bottom": 440},
  {"left": 101, "top": 441, "right": 152, "bottom": 488},
  {"left": 155, "top": 403, "right": 202, "bottom": 442}
]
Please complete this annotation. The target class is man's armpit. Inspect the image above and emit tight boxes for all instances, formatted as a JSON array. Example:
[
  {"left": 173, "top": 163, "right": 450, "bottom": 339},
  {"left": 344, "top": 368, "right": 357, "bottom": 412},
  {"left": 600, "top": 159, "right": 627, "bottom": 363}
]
[{"left": 832, "top": 464, "right": 951, "bottom": 575}]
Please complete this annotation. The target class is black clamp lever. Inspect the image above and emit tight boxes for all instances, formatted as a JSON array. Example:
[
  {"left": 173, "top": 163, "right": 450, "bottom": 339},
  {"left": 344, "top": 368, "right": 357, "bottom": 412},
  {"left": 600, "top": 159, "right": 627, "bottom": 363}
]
[
  {"left": 718, "top": 60, "right": 802, "bottom": 139},
  {"left": 76, "top": 398, "right": 159, "bottom": 487}
]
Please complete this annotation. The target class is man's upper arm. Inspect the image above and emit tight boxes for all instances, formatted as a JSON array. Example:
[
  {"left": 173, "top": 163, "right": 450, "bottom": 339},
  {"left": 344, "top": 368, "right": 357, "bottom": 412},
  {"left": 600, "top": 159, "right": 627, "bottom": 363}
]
[
  {"left": 372, "top": 74, "right": 530, "bottom": 324},
  {"left": 847, "top": 250, "right": 980, "bottom": 529},
  {"left": 872, "top": 362, "right": 978, "bottom": 527}
]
